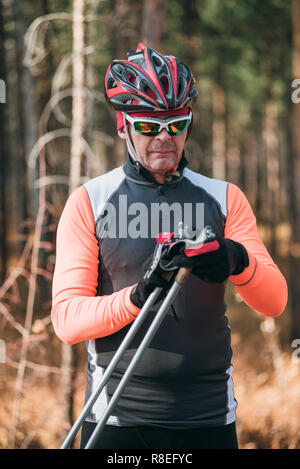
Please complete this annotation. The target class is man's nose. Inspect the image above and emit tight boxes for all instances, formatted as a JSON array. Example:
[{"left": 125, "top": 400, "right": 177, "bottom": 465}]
[{"left": 156, "top": 128, "right": 171, "bottom": 141}]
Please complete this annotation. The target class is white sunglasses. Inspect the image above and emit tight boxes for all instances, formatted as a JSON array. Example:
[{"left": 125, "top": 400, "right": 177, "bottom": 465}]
[{"left": 125, "top": 110, "right": 192, "bottom": 137}]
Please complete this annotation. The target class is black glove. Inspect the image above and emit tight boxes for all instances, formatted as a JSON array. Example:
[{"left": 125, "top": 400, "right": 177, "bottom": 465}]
[
  {"left": 170, "top": 236, "right": 249, "bottom": 283},
  {"left": 130, "top": 246, "right": 177, "bottom": 309}
]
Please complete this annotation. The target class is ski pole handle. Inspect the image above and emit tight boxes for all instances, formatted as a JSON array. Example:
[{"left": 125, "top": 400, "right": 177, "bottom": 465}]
[{"left": 175, "top": 267, "right": 192, "bottom": 285}]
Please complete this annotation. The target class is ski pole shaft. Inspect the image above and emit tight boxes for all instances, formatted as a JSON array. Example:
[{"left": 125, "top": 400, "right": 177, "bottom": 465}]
[
  {"left": 60, "top": 286, "right": 162, "bottom": 449},
  {"left": 84, "top": 267, "right": 191, "bottom": 449}
]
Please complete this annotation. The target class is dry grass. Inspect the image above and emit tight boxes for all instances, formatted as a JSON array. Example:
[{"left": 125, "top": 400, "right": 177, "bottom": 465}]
[
  {"left": 232, "top": 333, "right": 300, "bottom": 449},
  {"left": 0, "top": 368, "right": 85, "bottom": 449},
  {"left": 0, "top": 270, "right": 298, "bottom": 450},
  {"left": 0, "top": 331, "right": 299, "bottom": 449}
]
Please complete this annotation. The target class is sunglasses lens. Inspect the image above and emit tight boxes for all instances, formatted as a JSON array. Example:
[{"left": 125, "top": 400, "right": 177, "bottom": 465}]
[
  {"left": 134, "top": 121, "right": 160, "bottom": 136},
  {"left": 168, "top": 119, "right": 189, "bottom": 135},
  {"left": 132, "top": 116, "right": 190, "bottom": 136}
]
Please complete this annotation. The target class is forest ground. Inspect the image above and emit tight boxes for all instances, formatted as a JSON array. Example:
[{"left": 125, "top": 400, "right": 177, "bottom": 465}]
[{"left": 0, "top": 293, "right": 299, "bottom": 450}]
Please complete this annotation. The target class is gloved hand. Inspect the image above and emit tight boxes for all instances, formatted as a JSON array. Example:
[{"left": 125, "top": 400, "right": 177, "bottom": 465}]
[
  {"left": 130, "top": 245, "right": 177, "bottom": 309},
  {"left": 170, "top": 236, "right": 249, "bottom": 283}
]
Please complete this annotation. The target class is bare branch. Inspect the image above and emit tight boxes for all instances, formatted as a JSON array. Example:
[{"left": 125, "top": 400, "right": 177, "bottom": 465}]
[
  {"left": 0, "top": 303, "right": 26, "bottom": 337},
  {"left": 36, "top": 268, "right": 53, "bottom": 281},
  {"left": 0, "top": 237, "right": 33, "bottom": 300},
  {"left": 9, "top": 147, "right": 48, "bottom": 447},
  {"left": 33, "top": 175, "right": 69, "bottom": 188},
  {"left": 7, "top": 357, "right": 67, "bottom": 375},
  {"left": 33, "top": 175, "right": 89, "bottom": 188}
]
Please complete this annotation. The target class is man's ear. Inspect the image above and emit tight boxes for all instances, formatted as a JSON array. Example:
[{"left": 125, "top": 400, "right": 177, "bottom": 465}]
[{"left": 118, "top": 127, "right": 127, "bottom": 140}]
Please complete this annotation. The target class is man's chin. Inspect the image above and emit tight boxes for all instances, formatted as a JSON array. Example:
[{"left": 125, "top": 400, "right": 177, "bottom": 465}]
[
  {"left": 150, "top": 163, "right": 177, "bottom": 174},
  {"left": 147, "top": 153, "right": 178, "bottom": 170}
]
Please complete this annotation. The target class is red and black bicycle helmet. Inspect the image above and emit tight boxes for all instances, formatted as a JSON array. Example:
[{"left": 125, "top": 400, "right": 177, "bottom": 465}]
[{"left": 105, "top": 43, "right": 198, "bottom": 112}]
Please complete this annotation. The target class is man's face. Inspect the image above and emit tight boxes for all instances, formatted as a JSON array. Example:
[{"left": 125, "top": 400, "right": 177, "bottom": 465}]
[{"left": 118, "top": 116, "right": 188, "bottom": 176}]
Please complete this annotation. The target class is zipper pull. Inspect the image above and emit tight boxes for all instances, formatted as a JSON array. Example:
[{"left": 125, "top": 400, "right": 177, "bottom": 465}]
[{"left": 158, "top": 185, "right": 164, "bottom": 196}]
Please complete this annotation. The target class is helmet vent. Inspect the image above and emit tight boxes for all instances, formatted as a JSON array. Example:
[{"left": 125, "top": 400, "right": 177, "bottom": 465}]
[
  {"left": 177, "top": 74, "right": 187, "bottom": 100},
  {"left": 114, "top": 64, "right": 124, "bottom": 75},
  {"left": 178, "top": 80, "right": 182, "bottom": 97},
  {"left": 127, "top": 72, "right": 136, "bottom": 84},
  {"left": 152, "top": 55, "right": 162, "bottom": 67},
  {"left": 141, "top": 82, "right": 157, "bottom": 100},
  {"left": 160, "top": 75, "right": 169, "bottom": 94},
  {"left": 107, "top": 77, "right": 117, "bottom": 89}
]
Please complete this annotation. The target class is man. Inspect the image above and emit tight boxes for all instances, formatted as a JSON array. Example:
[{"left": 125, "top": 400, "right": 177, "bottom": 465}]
[{"left": 51, "top": 44, "right": 288, "bottom": 449}]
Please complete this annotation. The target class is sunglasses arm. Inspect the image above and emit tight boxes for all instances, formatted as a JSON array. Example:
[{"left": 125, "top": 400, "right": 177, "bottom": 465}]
[{"left": 123, "top": 112, "right": 140, "bottom": 164}]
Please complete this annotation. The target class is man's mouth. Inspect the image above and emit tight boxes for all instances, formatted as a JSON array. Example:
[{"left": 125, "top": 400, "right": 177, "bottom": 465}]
[{"left": 149, "top": 149, "right": 175, "bottom": 154}]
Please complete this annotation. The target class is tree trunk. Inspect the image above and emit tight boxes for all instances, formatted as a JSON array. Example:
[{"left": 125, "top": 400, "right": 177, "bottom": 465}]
[
  {"left": 226, "top": 138, "right": 240, "bottom": 186},
  {"left": 212, "top": 83, "right": 226, "bottom": 180},
  {"left": 109, "top": 0, "right": 132, "bottom": 168},
  {"left": 60, "top": 0, "right": 86, "bottom": 443},
  {"left": 142, "top": 0, "right": 165, "bottom": 51},
  {"left": 69, "top": 0, "right": 86, "bottom": 193},
  {"left": 292, "top": 0, "right": 300, "bottom": 222},
  {"left": 279, "top": 9, "right": 294, "bottom": 342},
  {"left": 245, "top": 139, "right": 258, "bottom": 210},
  {"left": 0, "top": 0, "right": 7, "bottom": 282},
  {"left": 238, "top": 138, "right": 246, "bottom": 191},
  {"left": 13, "top": 0, "right": 37, "bottom": 221},
  {"left": 263, "top": 98, "right": 279, "bottom": 259},
  {"left": 114, "top": 0, "right": 130, "bottom": 59},
  {"left": 290, "top": 0, "right": 300, "bottom": 339},
  {"left": 5, "top": 0, "right": 30, "bottom": 257},
  {"left": 182, "top": 0, "right": 201, "bottom": 66},
  {"left": 84, "top": 0, "right": 106, "bottom": 178}
]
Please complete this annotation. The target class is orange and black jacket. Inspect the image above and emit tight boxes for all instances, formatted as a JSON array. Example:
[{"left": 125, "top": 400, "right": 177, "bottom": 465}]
[{"left": 51, "top": 154, "right": 287, "bottom": 428}]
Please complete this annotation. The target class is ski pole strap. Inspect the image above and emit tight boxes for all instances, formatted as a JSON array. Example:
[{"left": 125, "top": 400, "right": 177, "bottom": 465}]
[{"left": 155, "top": 224, "right": 219, "bottom": 268}]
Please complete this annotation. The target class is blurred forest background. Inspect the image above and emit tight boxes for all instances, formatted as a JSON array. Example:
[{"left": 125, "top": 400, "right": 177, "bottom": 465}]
[{"left": 0, "top": 0, "right": 300, "bottom": 449}]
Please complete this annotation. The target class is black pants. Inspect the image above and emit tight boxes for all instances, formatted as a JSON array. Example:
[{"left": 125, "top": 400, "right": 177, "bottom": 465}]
[{"left": 80, "top": 421, "right": 239, "bottom": 449}]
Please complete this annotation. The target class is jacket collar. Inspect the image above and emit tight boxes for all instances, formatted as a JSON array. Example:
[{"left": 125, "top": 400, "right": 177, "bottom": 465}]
[{"left": 123, "top": 151, "right": 188, "bottom": 185}]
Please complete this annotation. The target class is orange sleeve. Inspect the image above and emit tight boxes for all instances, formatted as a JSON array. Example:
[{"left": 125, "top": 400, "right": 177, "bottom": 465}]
[
  {"left": 225, "top": 183, "right": 288, "bottom": 317},
  {"left": 51, "top": 186, "right": 140, "bottom": 345}
]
